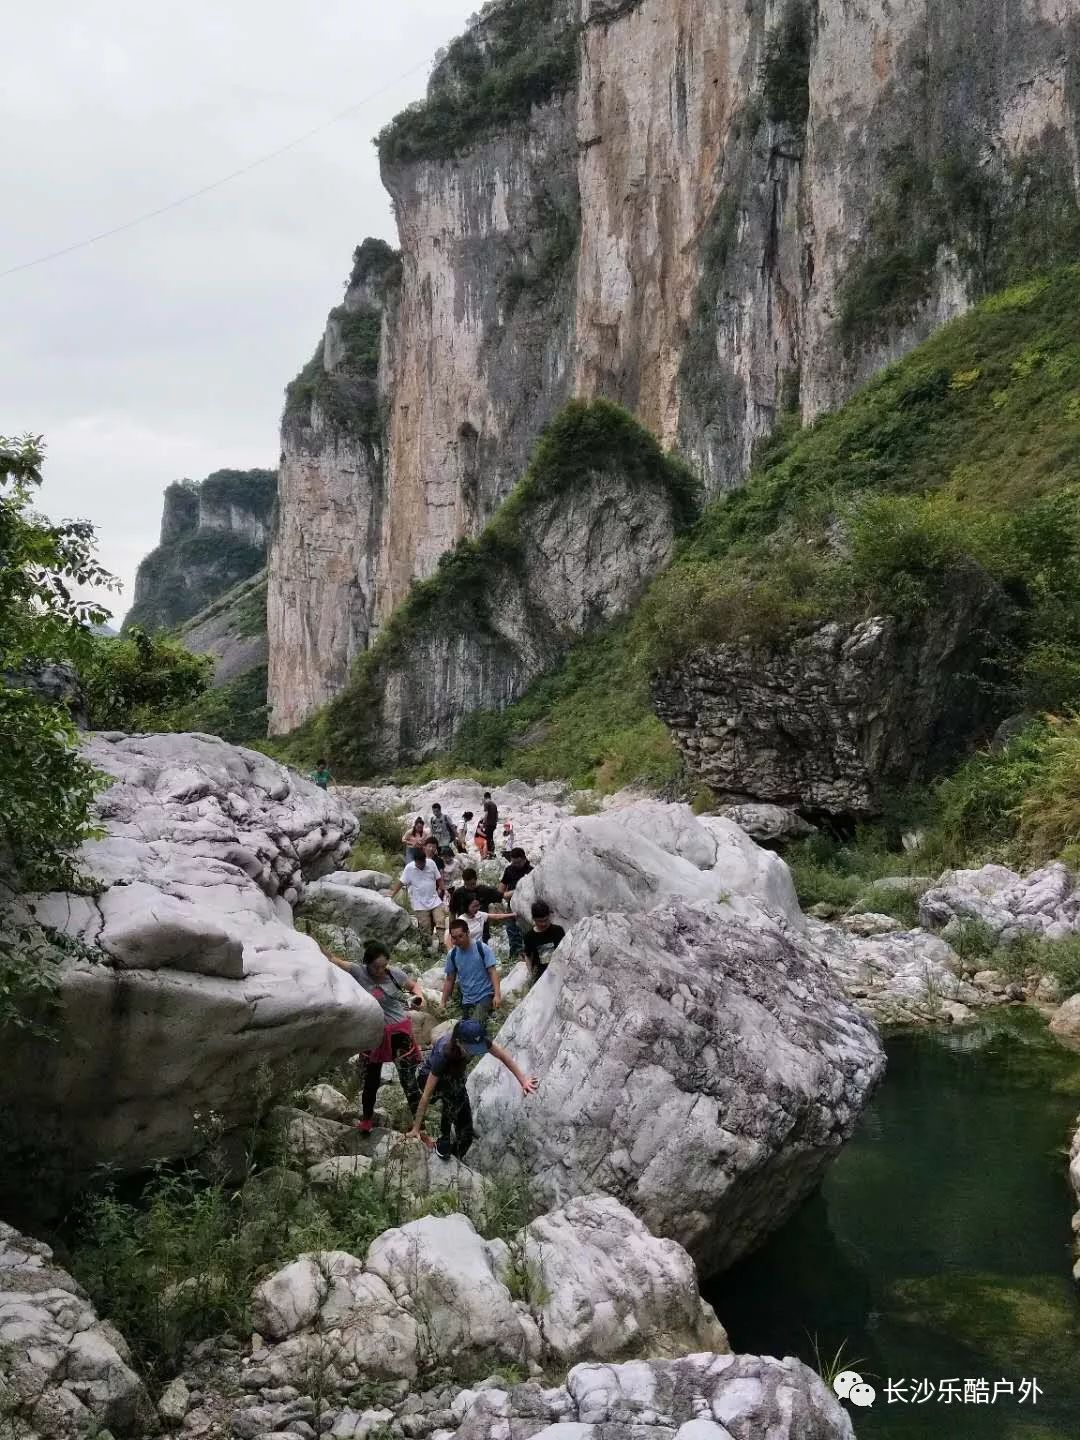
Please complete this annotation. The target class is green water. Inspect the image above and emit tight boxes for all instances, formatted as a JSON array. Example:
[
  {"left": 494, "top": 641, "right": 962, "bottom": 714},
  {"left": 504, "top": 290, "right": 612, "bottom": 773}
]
[{"left": 708, "top": 1011, "right": 1080, "bottom": 1438}]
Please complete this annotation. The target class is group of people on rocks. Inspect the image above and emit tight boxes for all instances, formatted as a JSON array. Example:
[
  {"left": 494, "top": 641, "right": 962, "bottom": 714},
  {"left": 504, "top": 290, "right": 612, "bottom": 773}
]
[{"left": 326, "top": 793, "right": 566, "bottom": 1162}]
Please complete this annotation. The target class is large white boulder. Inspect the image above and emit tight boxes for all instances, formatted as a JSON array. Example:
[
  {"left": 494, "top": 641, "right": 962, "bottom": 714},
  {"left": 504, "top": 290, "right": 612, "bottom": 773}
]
[
  {"left": 367, "top": 1213, "right": 541, "bottom": 1365},
  {"left": 454, "top": 1353, "right": 854, "bottom": 1440},
  {"left": 0, "top": 1221, "right": 153, "bottom": 1439},
  {"left": 2, "top": 732, "right": 383, "bottom": 1173},
  {"left": 523, "top": 1195, "right": 727, "bottom": 1361},
  {"left": 511, "top": 804, "right": 801, "bottom": 931},
  {"left": 469, "top": 902, "right": 884, "bottom": 1275}
]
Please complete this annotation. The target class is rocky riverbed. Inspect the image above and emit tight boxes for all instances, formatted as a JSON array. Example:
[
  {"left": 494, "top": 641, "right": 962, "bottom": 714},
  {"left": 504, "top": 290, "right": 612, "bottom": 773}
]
[{"left": 7, "top": 744, "right": 1080, "bottom": 1439}]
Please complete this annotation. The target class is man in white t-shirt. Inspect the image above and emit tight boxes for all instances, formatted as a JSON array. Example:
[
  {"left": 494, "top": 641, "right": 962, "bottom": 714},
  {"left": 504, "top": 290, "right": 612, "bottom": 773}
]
[{"left": 390, "top": 850, "right": 447, "bottom": 944}]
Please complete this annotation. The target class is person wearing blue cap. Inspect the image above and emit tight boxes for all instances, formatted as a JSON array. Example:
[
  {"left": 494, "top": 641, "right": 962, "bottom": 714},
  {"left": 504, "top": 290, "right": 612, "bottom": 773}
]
[{"left": 406, "top": 1019, "right": 538, "bottom": 1160}]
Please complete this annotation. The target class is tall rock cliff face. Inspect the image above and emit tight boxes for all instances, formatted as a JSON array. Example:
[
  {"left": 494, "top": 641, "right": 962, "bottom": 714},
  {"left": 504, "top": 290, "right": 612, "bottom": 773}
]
[
  {"left": 267, "top": 242, "right": 399, "bottom": 733},
  {"left": 127, "top": 469, "right": 276, "bottom": 634},
  {"left": 268, "top": 0, "right": 1080, "bottom": 739}
]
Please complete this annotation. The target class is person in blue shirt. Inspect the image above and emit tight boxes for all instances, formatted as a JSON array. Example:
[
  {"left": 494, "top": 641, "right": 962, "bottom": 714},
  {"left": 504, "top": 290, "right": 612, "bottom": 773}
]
[
  {"left": 441, "top": 917, "right": 501, "bottom": 1022},
  {"left": 406, "top": 1018, "right": 537, "bottom": 1159}
]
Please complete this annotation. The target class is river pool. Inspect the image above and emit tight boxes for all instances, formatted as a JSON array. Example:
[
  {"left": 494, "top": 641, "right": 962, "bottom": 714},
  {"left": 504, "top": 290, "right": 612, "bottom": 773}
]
[{"left": 708, "top": 1011, "right": 1080, "bottom": 1438}]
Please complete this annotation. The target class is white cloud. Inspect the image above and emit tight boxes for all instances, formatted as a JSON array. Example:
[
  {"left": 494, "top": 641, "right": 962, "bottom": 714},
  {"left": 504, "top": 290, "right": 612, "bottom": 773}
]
[{"left": 1, "top": 0, "right": 477, "bottom": 618}]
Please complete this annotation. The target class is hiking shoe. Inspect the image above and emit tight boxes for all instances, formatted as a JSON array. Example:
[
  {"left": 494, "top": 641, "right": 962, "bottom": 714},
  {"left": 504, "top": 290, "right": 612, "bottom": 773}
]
[
  {"left": 355, "top": 1119, "right": 374, "bottom": 1135},
  {"left": 434, "top": 1136, "right": 454, "bottom": 1161}
]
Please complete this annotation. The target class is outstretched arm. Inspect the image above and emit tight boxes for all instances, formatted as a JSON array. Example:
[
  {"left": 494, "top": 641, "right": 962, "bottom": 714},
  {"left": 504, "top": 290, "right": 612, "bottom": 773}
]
[
  {"left": 407, "top": 1073, "right": 439, "bottom": 1142},
  {"left": 490, "top": 1043, "right": 538, "bottom": 1093}
]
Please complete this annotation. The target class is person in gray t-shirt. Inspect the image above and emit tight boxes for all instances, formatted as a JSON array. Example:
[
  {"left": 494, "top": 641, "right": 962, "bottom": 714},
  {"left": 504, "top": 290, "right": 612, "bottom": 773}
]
[{"left": 329, "top": 941, "right": 426, "bottom": 1133}]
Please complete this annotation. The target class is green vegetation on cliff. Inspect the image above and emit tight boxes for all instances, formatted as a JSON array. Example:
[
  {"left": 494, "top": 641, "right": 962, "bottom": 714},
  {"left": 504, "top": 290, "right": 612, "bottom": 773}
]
[
  {"left": 284, "top": 400, "right": 697, "bottom": 774},
  {"left": 409, "top": 265, "right": 1080, "bottom": 795},
  {"left": 377, "top": 0, "right": 578, "bottom": 166}
]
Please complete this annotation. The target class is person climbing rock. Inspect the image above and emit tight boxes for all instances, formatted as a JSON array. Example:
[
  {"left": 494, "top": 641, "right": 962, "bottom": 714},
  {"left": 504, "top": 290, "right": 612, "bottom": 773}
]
[
  {"left": 429, "top": 802, "right": 457, "bottom": 858},
  {"left": 444, "top": 892, "right": 515, "bottom": 948},
  {"left": 449, "top": 866, "right": 503, "bottom": 919},
  {"left": 390, "top": 847, "right": 447, "bottom": 946},
  {"left": 406, "top": 1018, "right": 537, "bottom": 1160},
  {"left": 310, "top": 758, "right": 334, "bottom": 790},
  {"left": 327, "top": 941, "right": 424, "bottom": 1133},
  {"left": 442, "top": 916, "right": 500, "bottom": 1021},
  {"left": 523, "top": 900, "right": 565, "bottom": 981},
  {"left": 499, "top": 846, "right": 533, "bottom": 961}
]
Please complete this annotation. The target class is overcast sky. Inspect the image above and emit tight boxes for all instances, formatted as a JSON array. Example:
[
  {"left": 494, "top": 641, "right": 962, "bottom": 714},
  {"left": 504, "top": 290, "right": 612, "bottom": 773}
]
[{"left": 1, "top": 0, "right": 477, "bottom": 622}]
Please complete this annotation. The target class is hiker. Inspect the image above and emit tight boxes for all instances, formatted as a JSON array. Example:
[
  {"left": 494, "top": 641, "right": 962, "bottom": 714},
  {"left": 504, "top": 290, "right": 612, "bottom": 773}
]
[
  {"left": 455, "top": 812, "right": 472, "bottom": 854},
  {"left": 389, "top": 847, "right": 447, "bottom": 945},
  {"left": 406, "top": 1018, "right": 538, "bottom": 1160},
  {"left": 500, "top": 818, "right": 515, "bottom": 857},
  {"left": 441, "top": 916, "right": 500, "bottom": 1021},
  {"left": 445, "top": 892, "right": 515, "bottom": 948},
  {"left": 326, "top": 941, "right": 424, "bottom": 1134},
  {"left": 473, "top": 813, "right": 488, "bottom": 859},
  {"left": 499, "top": 847, "right": 533, "bottom": 961},
  {"left": 310, "top": 758, "right": 333, "bottom": 790},
  {"left": 401, "top": 815, "right": 427, "bottom": 862},
  {"left": 425, "top": 836, "right": 461, "bottom": 887},
  {"left": 482, "top": 791, "right": 499, "bottom": 857},
  {"left": 429, "top": 803, "right": 457, "bottom": 858},
  {"left": 523, "top": 900, "right": 566, "bottom": 981},
  {"left": 449, "top": 866, "right": 503, "bottom": 918}
]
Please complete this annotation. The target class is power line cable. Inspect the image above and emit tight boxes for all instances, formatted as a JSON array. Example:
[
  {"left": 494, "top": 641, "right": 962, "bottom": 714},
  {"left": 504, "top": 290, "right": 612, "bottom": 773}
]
[{"left": 0, "top": 58, "right": 430, "bottom": 281}]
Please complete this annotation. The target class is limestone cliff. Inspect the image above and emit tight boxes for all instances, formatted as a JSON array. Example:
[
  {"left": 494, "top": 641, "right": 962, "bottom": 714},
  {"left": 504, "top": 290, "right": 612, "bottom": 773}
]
[
  {"left": 267, "top": 241, "right": 400, "bottom": 732},
  {"left": 314, "top": 401, "right": 697, "bottom": 774},
  {"left": 127, "top": 469, "right": 276, "bottom": 634},
  {"left": 268, "top": 0, "right": 1080, "bottom": 738}
]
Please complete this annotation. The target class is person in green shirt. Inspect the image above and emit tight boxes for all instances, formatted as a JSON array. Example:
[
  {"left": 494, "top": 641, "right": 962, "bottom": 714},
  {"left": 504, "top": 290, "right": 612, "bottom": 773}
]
[{"left": 310, "top": 758, "right": 334, "bottom": 790}]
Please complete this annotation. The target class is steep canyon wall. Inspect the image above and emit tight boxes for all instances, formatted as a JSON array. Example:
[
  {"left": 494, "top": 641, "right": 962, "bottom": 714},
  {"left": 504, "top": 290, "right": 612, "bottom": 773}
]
[{"left": 268, "top": 0, "right": 1080, "bottom": 739}]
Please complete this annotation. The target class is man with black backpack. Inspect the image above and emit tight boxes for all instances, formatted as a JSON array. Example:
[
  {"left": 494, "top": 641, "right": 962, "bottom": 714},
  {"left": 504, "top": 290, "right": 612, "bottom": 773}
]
[{"left": 441, "top": 915, "right": 501, "bottom": 1022}]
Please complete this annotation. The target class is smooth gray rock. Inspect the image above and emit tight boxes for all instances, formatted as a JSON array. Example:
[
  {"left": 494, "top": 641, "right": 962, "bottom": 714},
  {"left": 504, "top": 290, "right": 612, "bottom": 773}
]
[
  {"left": 511, "top": 802, "right": 802, "bottom": 932},
  {"left": 469, "top": 901, "right": 884, "bottom": 1276},
  {"left": 3, "top": 733, "right": 383, "bottom": 1175},
  {"left": 301, "top": 881, "right": 414, "bottom": 944}
]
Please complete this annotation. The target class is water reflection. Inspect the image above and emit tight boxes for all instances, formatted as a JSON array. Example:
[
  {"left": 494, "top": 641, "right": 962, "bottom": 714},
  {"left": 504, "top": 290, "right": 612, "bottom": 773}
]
[{"left": 707, "top": 1012, "right": 1080, "bottom": 1438}]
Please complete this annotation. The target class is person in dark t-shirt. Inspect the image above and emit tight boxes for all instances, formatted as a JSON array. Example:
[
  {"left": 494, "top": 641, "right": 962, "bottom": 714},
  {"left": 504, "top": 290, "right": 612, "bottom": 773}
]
[
  {"left": 449, "top": 867, "right": 502, "bottom": 917},
  {"left": 499, "top": 847, "right": 533, "bottom": 960},
  {"left": 482, "top": 791, "right": 499, "bottom": 855},
  {"left": 406, "top": 1019, "right": 537, "bottom": 1160},
  {"left": 523, "top": 900, "right": 565, "bottom": 981}
]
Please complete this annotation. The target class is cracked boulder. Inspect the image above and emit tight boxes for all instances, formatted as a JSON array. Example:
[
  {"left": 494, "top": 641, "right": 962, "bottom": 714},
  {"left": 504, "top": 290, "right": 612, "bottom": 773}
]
[
  {"left": 453, "top": 1352, "right": 853, "bottom": 1440},
  {"left": 469, "top": 902, "right": 884, "bottom": 1276},
  {"left": 0, "top": 1220, "right": 152, "bottom": 1439},
  {"left": 253, "top": 1197, "right": 724, "bottom": 1387},
  {"left": 1, "top": 732, "right": 383, "bottom": 1177}
]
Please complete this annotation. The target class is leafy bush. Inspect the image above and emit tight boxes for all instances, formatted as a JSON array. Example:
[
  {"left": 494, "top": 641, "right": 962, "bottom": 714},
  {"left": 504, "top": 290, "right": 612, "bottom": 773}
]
[
  {"left": 761, "top": 1, "right": 812, "bottom": 134},
  {"left": 177, "top": 664, "right": 269, "bottom": 745},
  {"left": 68, "top": 1123, "right": 533, "bottom": 1382},
  {"left": 645, "top": 266, "right": 1080, "bottom": 702},
  {"left": 377, "top": 0, "right": 579, "bottom": 166},
  {"left": 0, "top": 436, "right": 117, "bottom": 1029},
  {"left": 82, "top": 629, "right": 211, "bottom": 732},
  {"left": 349, "top": 237, "right": 402, "bottom": 292}
]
